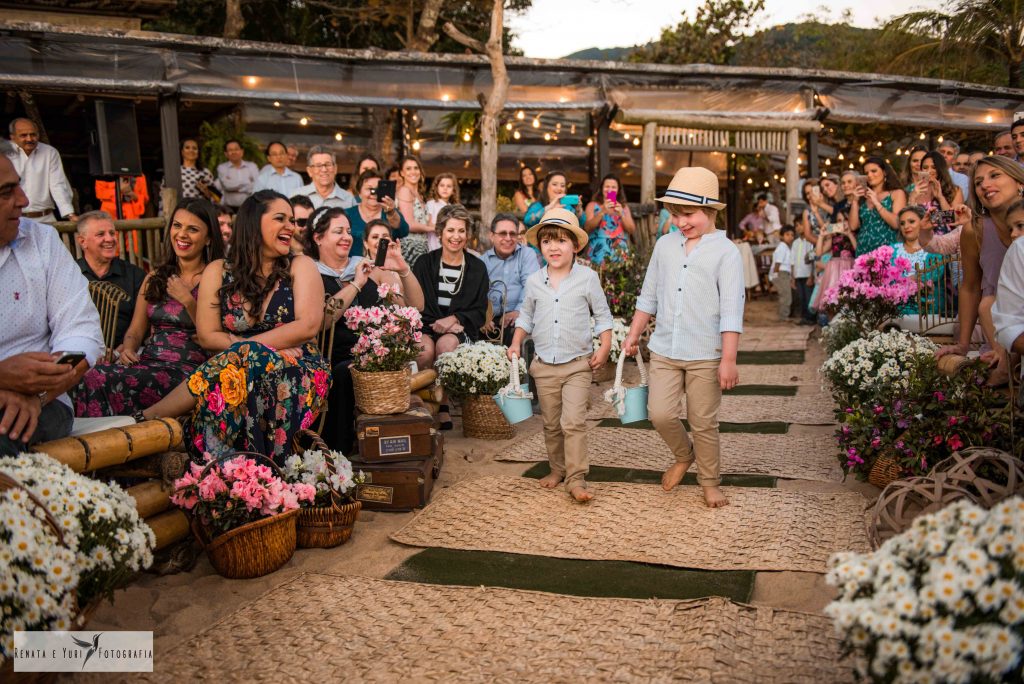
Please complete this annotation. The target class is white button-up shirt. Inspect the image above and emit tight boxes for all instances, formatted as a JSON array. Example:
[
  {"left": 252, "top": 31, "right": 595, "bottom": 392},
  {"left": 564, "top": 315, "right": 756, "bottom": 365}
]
[
  {"left": 0, "top": 219, "right": 104, "bottom": 408},
  {"left": 516, "top": 263, "right": 613, "bottom": 364},
  {"left": 994, "top": 238, "right": 1024, "bottom": 354},
  {"left": 791, "top": 237, "right": 815, "bottom": 279},
  {"left": 3, "top": 142, "right": 75, "bottom": 216},
  {"left": 296, "top": 182, "right": 356, "bottom": 210},
  {"left": 253, "top": 165, "right": 305, "bottom": 196},
  {"left": 636, "top": 229, "right": 745, "bottom": 361},
  {"left": 214, "top": 160, "right": 260, "bottom": 208}
]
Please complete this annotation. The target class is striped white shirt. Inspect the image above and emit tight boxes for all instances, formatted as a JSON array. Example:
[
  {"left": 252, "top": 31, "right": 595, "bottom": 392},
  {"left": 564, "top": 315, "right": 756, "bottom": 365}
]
[
  {"left": 516, "top": 263, "right": 613, "bottom": 364},
  {"left": 437, "top": 262, "right": 463, "bottom": 309},
  {"left": 636, "top": 229, "right": 745, "bottom": 361}
]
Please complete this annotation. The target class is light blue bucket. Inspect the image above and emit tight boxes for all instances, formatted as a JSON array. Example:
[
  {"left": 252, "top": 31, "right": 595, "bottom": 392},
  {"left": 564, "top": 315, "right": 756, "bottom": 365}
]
[
  {"left": 610, "top": 352, "right": 649, "bottom": 424},
  {"left": 493, "top": 355, "right": 534, "bottom": 425}
]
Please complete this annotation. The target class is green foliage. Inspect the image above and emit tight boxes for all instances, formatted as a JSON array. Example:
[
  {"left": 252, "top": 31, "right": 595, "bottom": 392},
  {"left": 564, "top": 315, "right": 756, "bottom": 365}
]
[
  {"left": 629, "top": 0, "right": 766, "bottom": 65},
  {"left": 599, "top": 254, "right": 647, "bottom": 319},
  {"left": 198, "top": 118, "right": 266, "bottom": 171},
  {"left": 440, "top": 111, "right": 511, "bottom": 147}
]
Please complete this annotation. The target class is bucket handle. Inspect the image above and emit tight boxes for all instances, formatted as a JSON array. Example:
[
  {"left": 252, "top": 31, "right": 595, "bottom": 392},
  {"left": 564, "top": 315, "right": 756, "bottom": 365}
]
[
  {"left": 497, "top": 353, "right": 531, "bottom": 399},
  {"left": 612, "top": 350, "right": 648, "bottom": 390}
]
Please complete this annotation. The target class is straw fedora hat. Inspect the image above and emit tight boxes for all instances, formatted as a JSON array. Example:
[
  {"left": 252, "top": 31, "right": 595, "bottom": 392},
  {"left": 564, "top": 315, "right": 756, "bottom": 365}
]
[
  {"left": 525, "top": 207, "right": 589, "bottom": 252},
  {"left": 657, "top": 167, "right": 726, "bottom": 210}
]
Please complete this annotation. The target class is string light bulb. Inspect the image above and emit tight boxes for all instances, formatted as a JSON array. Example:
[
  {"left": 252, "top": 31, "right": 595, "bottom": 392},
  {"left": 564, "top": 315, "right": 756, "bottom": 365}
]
[
  {"left": 462, "top": 131, "right": 472, "bottom": 142},
  {"left": 299, "top": 117, "right": 309, "bottom": 126},
  {"left": 544, "top": 133, "right": 551, "bottom": 141},
  {"left": 412, "top": 140, "right": 421, "bottom": 151},
  {"left": 334, "top": 132, "right": 343, "bottom": 141},
  {"left": 532, "top": 118, "right": 540, "bottom": 128},
  {"left": 505, "top": 122, "right": 513, "bottom": 131},
  {"left": 516, "top": 110, "right": 525, "bottom": 120},
  {"left": 859, "top": 145, "right": 866, "bottom": 152},
  {"left": 513, "top": 130, "right": 521, "bottom": 140},
  {"left": 919, "top": 132, "right": 926, "bottom": 140},
  {"left": 273, "top": 101, "right": 281, "bottom": 108},
  {"left": 632, "top": 137, "right": 640, "bottom": 146},
  {"left": 586, "top": 137, "right": 593, "bottom": 146}
]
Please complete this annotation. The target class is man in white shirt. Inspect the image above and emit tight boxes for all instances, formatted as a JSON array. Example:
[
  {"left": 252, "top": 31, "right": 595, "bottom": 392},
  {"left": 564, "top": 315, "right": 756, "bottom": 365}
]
[
  {"left": 3, "top": 118, "right": 77, "bottom": 224},
  {"left": 295, "top": 146, "right": 356, "bottom": 209},
  {"left": 254, "top": 141, "right": 304, "bottom": 195},
  {"left": 755, "top": 193, "right": 782, "bottom": 244},
  {"left": 0, "top": 155, "right": 104, "bottom": 455},
  {"left": 214, "top": 139, "right": 259, "bottom": 210},
  {"left": 937, "top": 140, "right": 970, "bottom": 200}
]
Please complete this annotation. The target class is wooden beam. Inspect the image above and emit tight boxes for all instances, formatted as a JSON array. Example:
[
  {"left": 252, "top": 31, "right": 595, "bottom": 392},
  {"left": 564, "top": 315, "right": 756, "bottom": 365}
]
[
  {"left": 620, "top": 110, "right": 822, "bottom": 134},
  {"left": 785, "top": 129, "right": 800, "bottom": 222}
]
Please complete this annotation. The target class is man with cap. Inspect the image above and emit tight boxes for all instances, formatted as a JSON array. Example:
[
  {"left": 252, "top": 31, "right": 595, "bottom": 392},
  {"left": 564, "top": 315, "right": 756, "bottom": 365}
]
[
  {"left": 508, "top": 208, "right": 613, "bottom": 502},
  {"left": 623, "top": 167, "right": 745, "bottom": 508}
]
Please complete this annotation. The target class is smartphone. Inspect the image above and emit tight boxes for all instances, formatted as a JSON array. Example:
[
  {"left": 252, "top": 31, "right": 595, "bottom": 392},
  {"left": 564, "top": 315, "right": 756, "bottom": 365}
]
[
  {"left": 825, "top": 223, "right": 843, "bottom": 234},
  {"left": 929, "top": 210, "right": 956, "bottom": 224},
  {"left": 606, "top": 190, "right": 617, "bottom": 204},
  {"left": 916, "top": 172, "right": 931, "bottom": 185},
  {"left": 55, "top": 352, "right": 86, "bottom": 366},
  {"left": 374, "top": 180, "right": 397, "bottom": 202},
  {"left": 560, "top": 195, "right": 580, "bottom": 208},
  {"left": 810, "top": 186, "right": 821, "bottom": 200},
  {"left": 374, "top": 238, "right": 390, "bottom": 267}
]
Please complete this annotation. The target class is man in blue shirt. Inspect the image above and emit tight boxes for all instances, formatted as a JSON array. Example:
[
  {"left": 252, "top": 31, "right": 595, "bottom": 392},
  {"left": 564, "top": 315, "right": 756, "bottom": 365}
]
[
  {"left": 254, "top": 141, "right": 304, "bottom": 196},
  {"left": 482, "top": 213, "right": 540, "bottom": 344}
]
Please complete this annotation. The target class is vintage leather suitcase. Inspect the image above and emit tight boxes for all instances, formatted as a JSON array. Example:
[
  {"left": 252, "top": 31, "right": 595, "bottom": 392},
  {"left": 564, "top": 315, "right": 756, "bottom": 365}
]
[
  {"left": 356, "top": 407, "right": 435, "bottom": 463},
  {"left": 353, "top": 434, "right": 444, "bottom": 511}
]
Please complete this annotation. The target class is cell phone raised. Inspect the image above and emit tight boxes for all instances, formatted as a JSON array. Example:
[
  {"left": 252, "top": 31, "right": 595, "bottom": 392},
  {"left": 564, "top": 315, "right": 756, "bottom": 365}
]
[
  {"left": 55, "top": 351, "right": 86, "bottom": 366},
  {"left": 560, "top": 195, "right": 580, "bottom": 208},
  {"left": 606, "top": 190, "right": 617, "bottom": 204},
  {"left": 374, "top": 238, "right": 390, "bottom": 267},
  {"left": 374, "top": 180, "right": 397, "bottom": 202},
  {"left": 825, "top": 223, "right": 843, "bottom": 234},
  {"left": 929, "top": 209, "right": 956, "bottom": 225}
]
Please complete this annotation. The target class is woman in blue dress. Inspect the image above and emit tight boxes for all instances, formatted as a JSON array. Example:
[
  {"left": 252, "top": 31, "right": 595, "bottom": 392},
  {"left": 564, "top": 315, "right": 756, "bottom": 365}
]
[
  {"left": 583, "top": 174, "right": 635, "bottom": 265},
  {"left": 892, "top": 206, "right": 945, "bottom": 316}
]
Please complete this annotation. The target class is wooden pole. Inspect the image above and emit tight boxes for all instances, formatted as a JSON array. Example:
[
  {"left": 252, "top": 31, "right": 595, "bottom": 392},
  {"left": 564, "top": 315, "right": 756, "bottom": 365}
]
[
  {"left": 785, "top": 129, "right": 800, "bottom": 222},
  {"left": 640, "top": 121, "right": 657, "bottom": 204},
  {"left": 159, "top": 93, "right": 181, "bottom": 193}
]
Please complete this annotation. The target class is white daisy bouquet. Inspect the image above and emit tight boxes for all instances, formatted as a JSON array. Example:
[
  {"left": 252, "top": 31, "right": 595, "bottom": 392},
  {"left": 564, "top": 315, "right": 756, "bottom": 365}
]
[
  {"left": 821, "top": 329, "right": 937, "bottom": 405},
  {"left": 1, "top": 452, "right": 156, "bottom": 661},
  {"left": 435, "top": 341, "right": 527, "bottom": 397},
  {"left": 594, "top": 317, "right": 629, "bottom": 362},
  {"left": 826, "top": 497, "right": 1024, "bottom": 683},
  {"left": 282, "top": 449, "right": 363, "bottom": 507}
]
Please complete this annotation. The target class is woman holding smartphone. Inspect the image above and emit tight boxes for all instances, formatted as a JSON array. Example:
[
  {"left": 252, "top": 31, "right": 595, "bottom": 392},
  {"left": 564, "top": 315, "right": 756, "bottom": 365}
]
[
  {"left": 801, "top": 178, "right": 830, "bottom": 240},
  {"left": 909, "top": 151, "right": 963, "bottom": 234},
  {"left": 903, "top": 144, "right": 928, "bottom": 192},
  {"left": 812, "top": 213, "right": 857, "bottom": 315},
  {"left": 584, "top": 174, "right": 635, "bottom": 264},
  {"left": 396, "top": 155, "right": 432, "bottom": 266},
  {"left": 344, "top": 170, "right": 408, "bottom": 256},
  {"left": 524, "top": 170, "right": 583, "bottom": 228},
  {"left": 848, "top": 157, "right": 906, "bottom": 256}
]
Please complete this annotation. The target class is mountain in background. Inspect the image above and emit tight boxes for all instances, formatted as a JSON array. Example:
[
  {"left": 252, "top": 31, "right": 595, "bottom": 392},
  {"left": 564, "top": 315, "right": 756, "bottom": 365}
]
[{"left": 562, "top": 46, "right": 636, "bottom": 61}]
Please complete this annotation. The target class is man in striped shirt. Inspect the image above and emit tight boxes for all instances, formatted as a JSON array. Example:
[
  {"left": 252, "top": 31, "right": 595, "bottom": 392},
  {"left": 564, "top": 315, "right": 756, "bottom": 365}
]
[{"left": 624, "top": 167, "right": 745, "bottom": 508}]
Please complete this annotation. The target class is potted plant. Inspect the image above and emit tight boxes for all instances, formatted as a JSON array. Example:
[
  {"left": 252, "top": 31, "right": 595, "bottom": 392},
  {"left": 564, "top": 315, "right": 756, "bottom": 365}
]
[
  {"left": 435, "top": 341, "right": 526, "bottom": 439},
  {"left": 825, "top": 497, "right": 1024, "bottom": 682},
  {"left": 171, "top": 453, "right": 315, "bottom": 579},
  {"left": 822, "top": 245, "right": 918, "bottom": 333},
  {"left": 283, "top": 431, "right": 364, "bottom": 549},
  {"left": 821, "top": 329, "right": 937, "bottom": 409},
  {"left": 344, "top": 283, "right": 424, "bottom": 415}
]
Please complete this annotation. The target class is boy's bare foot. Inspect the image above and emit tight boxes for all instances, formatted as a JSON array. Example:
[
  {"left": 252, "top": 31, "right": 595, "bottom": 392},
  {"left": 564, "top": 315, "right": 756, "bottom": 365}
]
[
  {"left": 661, "top": 462, "right": 691, "bottom": 491},
  {"left": 702, "top": 486, "right": 729, "bottom": 508},
  {"left": 569, "top": 486, "right": 593, "bottom": 502},
  {"left": 538, "top": 472, "right": 564, "bottom": 489}
]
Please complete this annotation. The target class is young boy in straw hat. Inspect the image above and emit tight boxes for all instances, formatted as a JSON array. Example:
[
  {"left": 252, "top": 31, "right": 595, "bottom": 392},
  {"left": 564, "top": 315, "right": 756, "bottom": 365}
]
[
  {"left": 623, "top": 167, "right": 745, "bottom": 508},
  {"left": 508, "top": 208, "right": 613, "bottom": 502}
]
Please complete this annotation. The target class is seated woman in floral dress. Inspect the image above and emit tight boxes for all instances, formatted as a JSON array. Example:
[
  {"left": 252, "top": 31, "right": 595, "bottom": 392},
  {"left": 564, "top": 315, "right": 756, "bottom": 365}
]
[
  {"left": 71, "top": 198, "right": 224, "bottom": 417},
  {"left": 140, "top": 190, "right": 330, "bottom": 464}
]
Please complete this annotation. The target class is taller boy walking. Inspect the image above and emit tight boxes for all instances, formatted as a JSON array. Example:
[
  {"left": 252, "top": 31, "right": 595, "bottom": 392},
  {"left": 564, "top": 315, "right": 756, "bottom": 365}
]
[{"left": 623, "top": 168, "right": 745, "bottom": 508}]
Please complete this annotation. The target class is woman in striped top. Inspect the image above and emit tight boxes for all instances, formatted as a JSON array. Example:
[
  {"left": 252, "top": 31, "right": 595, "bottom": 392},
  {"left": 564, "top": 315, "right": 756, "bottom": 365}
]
[{"left": 413, "top": 203, "right": 490, "bottom": 429}]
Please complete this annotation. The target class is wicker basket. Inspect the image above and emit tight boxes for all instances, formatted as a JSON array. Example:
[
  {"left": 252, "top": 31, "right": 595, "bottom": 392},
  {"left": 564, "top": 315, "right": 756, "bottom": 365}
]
[
  {"left": 461, "top": 393, "right": 515, "bottom": 440},
  {"left": 297, "top": 499, "right": 361, "bottom": 548},
  {"left": 868, "top": 453, "right": 904, "bottom": 489},
  {"left": 351, "top": 366, "right": 411, "bottom": 415},
  {"left": 193, "top": 507, "right": 299, "bottom": 579}
]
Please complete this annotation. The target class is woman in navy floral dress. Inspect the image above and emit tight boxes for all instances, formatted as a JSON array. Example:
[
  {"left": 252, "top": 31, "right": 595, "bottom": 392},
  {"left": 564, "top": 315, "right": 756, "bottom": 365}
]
[
  {"left": 72, "top": 198, "right": 224, "bottom": 416},
  {"left": 140, "top": 190, "right": 329, "bottom": 465}
]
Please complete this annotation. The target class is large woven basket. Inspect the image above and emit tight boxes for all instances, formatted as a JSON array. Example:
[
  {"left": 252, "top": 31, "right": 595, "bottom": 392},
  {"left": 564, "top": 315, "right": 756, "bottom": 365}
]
[
  {"left": 461, "top": 393, "right": 515, "bottom": 440},
  {"left": 193, "top": 507, "right": 299, "bottom": 579},
  {"left": 868, "top": 453, "right": 904, "bottom": 489},
  {"left": 297, "top": 499, "right": 361, "bottom": 548},
  {"left": 351, "top": 366, "right": 411, "bottom": 415}
]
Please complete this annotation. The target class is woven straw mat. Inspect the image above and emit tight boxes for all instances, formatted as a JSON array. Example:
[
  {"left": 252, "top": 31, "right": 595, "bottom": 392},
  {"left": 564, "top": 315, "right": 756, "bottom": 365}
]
[
  {"left": 738, "top": 325, "right": 814, "bottom": 352},
  {"left": 391, "top": 476, "right": 870, "bottom": 572},
  {"left": 498, "top": 429, "right": 843, "bottom": 482},
  {"left": 737, "top": 363, "right": 822, "bottom": 385},
  {"left": 587, "top": 389, "right": 836, "bottom": 424},
  {"left": 140, "top": 573, "right": 853, "bottom": 684}
]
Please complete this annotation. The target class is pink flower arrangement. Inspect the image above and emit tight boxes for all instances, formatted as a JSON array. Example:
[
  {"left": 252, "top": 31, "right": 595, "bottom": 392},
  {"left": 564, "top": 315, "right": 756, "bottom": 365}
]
[
  {"left": 171, "top": 454, "right": 315, "bottom": 538},
  {"left": 823, "top": 245, "right": 918, "bottom": 330},
  {"left": 344, "top": 294, "right": 423, "bottom": 372}
]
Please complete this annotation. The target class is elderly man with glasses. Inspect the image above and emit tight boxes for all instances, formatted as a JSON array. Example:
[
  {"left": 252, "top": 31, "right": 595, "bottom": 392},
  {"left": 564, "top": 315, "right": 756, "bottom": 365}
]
[
  {"left": 295, "top": 145, "right": 355, "bottom": 210},
  {"left": 482, "top": 212, "right": 540, "bottom": 344}
]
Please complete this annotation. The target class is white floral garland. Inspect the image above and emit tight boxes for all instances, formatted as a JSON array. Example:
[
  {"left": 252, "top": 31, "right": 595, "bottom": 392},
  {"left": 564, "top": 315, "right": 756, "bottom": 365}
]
[
  {"left": 435, "top": 341, "right": 527, "bottom": 395},
  {"left": 821, "top": 329, "right": 936, "bottom": 398}
]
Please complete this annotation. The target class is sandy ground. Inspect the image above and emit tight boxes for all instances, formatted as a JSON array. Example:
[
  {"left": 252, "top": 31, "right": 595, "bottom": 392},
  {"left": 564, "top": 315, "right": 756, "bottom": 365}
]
[{"left": 82, "top": 298, "right": 879, "bottom": 663}]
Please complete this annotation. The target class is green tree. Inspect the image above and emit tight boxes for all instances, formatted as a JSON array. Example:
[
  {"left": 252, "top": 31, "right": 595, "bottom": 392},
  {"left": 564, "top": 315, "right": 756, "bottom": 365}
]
[
  {"left": 884, "top": 0, "right": 1023, "bottom": 88},
  {"left": 629, "top": 0, "right": 766, "bottom": 65}
]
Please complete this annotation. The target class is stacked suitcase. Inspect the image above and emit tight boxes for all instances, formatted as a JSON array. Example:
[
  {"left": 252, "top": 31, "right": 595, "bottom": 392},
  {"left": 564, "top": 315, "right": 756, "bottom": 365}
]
[{"left": 350, "top": 405, "right": 444, "bottom": 511}]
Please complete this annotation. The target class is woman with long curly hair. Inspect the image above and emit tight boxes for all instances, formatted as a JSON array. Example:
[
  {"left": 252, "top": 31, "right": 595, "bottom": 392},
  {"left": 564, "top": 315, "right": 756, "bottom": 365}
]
[
  {"left": 848, "top": 157, "right": 906, "bottom": 255},
  {"left": 140, "top": 190, "right": 330, "bottom": 463},
  {"left": 71, "top": 198, "right": 224, "bottom": 417}
]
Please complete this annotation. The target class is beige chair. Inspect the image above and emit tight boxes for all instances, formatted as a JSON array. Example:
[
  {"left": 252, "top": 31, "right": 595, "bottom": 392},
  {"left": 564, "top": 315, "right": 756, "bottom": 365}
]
[{"left": 87, "top": 281, "right": 131, "bottom": 361}]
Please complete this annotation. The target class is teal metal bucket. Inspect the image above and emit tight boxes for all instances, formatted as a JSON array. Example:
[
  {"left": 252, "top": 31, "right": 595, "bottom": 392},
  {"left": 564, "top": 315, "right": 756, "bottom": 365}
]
[
  {"left": 494, "top": 392, "right": 533, "bottom": 424},
  {"left": 620, "top": 386, "right": 649, "bottom": 424}
]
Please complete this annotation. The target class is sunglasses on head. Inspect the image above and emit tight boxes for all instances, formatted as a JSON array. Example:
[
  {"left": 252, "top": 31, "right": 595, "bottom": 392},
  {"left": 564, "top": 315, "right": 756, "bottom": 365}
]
[{"left": 295, "top": 218, "right": 308, "bottom": 228}]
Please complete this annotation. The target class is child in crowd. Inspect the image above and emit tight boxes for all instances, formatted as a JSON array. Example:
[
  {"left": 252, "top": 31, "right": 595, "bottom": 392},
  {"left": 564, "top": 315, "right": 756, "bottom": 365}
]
[
  {"left": 770, "top": 225, "right": 796, "bottom": 322},
  {"left": 623, "top": 167, "right": 745, "bottom": 508},
  {"left": 425, "top": 173, "right": 460, "bottom": 251},
  {"left": 791, "top": 225, "right": 816, "bottom": 325},
  {"left": 509, "top": 208, "right": 612, "bottom": 502}
]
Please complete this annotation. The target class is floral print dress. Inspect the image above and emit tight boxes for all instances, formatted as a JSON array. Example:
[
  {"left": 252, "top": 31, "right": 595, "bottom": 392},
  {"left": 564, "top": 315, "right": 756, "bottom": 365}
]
[
  {"left": 856, "top": 195, "right": 898, "bottom": 256},
  {"left": 72, "top": 287, "right": 207, "bottom": 417},
  {"left": 183, "top": 269, "right": 330, "bottom": 465},
  {"left": 586, "top": 206, "right": 630, "bottom": 265}
]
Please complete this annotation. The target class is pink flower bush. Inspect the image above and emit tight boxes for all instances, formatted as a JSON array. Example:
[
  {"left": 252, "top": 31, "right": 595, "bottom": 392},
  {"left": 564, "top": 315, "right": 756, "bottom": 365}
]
[
  {"left": 823, "top": 245, "right": 918, "bottom": 331},
  {"left": 344, "top": 296, "right": 423, "bottom": 372},
  {"left": 171, "top": 454, "right": 314, "bottom": 537}
]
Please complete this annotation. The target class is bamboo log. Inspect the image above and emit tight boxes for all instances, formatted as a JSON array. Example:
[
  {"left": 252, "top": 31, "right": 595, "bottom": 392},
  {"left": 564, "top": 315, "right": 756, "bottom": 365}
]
[
  {"left": 127, "top": 480, "right": 172, "bottom": 519},
  {"left": 146, "top": 510, "right": 189, "bottom": 551},
  {"left": 31, "top": 418, "right": 183, "bottom": 473},
  {"left": 410, "top": 369, "right": 438, "bottom": 392}
]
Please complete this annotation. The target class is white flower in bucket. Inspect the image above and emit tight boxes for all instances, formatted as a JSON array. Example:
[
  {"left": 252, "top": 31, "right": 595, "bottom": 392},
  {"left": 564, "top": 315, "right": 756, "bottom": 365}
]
[
  {"left": 493, "top": 353, "right": 534, "bottom": 424},
  {"left": 603, "top": 351, "right": 649, "bottom": 424}
]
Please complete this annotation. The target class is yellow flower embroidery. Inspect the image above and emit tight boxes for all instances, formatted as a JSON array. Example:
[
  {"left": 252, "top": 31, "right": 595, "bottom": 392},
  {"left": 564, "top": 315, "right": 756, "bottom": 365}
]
[
  {"left": 187, "top": 373, "right": 209, "bottom": 396},
  {"left": 219, "top": 364, "right": 248, "bottom": 408}
]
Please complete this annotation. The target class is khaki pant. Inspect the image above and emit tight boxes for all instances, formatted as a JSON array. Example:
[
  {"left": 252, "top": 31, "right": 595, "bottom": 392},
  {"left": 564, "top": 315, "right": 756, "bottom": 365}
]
[
  {"left": 647, "top": 353, "right": 722, "bottom": 487},
  {"left": 529, "top": 356, "right": 592, "bottom": 491},
  {"left": 774, "top": 272, "right": 792, "bottom": 320}
]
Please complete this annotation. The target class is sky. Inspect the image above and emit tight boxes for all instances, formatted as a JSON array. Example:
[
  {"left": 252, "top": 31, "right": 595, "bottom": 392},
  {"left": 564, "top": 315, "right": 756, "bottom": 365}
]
[{"left": 507, "top": 0, "right": 948, "bottom": 59}]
